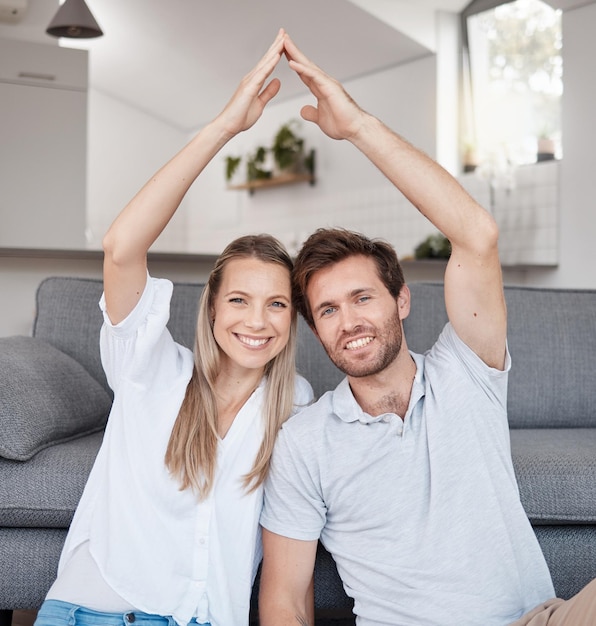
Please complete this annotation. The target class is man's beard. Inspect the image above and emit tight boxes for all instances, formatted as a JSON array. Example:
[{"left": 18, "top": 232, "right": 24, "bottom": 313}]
[{"left": 320, "top": 308, "right": 403, "bottom": 378}]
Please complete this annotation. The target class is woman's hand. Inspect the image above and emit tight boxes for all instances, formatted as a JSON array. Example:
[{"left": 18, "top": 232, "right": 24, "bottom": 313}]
[{"left": 216, "top": 28, "right": 285, "bottom": 139}]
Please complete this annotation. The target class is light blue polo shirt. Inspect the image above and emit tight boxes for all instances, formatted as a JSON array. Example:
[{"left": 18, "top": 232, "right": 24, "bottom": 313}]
[{"left": 262, "top": 323, "right": 555, "bottom": 626}]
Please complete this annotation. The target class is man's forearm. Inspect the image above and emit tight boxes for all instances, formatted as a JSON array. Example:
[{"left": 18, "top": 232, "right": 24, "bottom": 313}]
[
  {"left": 259, "top": 578, "right": 314, "bottom": 626},
  {"left": 259, "top": 604, "right": 312, "bottom": 626},
  {"left": 349, "top": 113, "right": 495, "bottom": 249}
]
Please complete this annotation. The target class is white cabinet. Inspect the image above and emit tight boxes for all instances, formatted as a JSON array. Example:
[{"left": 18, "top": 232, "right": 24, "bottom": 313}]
[{"left": 0, "top": 38, "right": 88, "bottom": 249}]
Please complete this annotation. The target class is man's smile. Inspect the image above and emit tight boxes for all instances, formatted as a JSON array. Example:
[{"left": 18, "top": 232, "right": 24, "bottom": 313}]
[{"left": 345, "top": 336, "right": 374, "bottom": 350}]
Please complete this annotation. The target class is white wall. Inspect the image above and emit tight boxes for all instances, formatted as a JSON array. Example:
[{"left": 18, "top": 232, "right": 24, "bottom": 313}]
[
  {"left": 525, "top": 2, "right": 596, "bottom": 288},
  {"left": 181, "top": 55, "right": 439, "bottom": 259},
  {"left": 85, "top": 89, "right": 188, "bottom": 250}
]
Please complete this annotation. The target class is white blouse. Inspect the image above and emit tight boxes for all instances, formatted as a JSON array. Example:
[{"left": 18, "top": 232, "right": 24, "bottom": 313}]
[{"left": 50, "top": 275, "right": 313, "bottom": 626}]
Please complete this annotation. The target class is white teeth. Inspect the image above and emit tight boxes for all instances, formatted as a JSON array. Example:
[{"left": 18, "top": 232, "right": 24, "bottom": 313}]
[
  {"left": 238, "top": 335, "right": 269, "bottom": 347},
  {"left": 346, "top": 336, "right": 373, "bottom": 350}
]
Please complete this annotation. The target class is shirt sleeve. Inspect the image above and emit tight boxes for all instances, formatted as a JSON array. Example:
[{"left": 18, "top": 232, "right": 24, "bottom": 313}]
[
  {"left": 99, "top": 275, "right": 186, "bottom": 393},
  {"left": 261, "top": 418, "right": 326, "bottom": 541},
  {"left": 292, "top": 375, "right": 315, "bottom": 415},
  {"left": 431, "top": 323, "right": 511, "bottom": 408}
]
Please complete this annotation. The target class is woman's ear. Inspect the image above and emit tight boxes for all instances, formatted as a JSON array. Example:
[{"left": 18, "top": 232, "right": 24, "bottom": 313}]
[{"left": 397, "top": 284, "right": 411, "bottom": 321}]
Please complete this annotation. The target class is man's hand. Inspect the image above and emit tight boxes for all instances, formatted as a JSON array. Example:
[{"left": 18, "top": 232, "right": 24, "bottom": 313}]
[{"left": 283, "top": 34, "right": 365, "bottom": 142}]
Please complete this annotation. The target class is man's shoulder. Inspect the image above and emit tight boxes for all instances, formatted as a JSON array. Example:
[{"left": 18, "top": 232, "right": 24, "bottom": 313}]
[
  {"left": 425, "top": 322, "right": 510, "bottom": 377},
  {"left": 283, "top": 388, "right": 336, "bottom": 434}
]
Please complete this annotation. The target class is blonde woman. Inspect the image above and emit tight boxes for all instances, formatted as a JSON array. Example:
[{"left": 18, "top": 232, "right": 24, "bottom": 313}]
[{"left": 34, "top": 29, "right": 312, "bottom": 626}]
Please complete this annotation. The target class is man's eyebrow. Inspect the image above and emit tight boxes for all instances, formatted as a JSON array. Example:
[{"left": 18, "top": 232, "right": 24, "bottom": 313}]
[
  {"left": 314, "top": 299, "right": 335, "bottom": 314},
  {"left": 313, "top": 287, "right": 375, "bottom": 313}
]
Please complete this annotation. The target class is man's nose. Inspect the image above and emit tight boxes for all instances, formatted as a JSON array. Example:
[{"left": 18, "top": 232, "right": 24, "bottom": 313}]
[{"left": 338, "top": 306, "right": 362, "bottom": 332}]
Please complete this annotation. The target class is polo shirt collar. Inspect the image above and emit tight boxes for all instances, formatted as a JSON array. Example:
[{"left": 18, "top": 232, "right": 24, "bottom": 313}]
[{"left": 331, "top": 351, "right": 426, "bottom": 424}]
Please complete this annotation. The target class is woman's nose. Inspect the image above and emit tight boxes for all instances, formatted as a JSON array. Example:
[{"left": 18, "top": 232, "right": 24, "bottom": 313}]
[{"left": 244, "top": 306, "right": 266, "bottom": 330}]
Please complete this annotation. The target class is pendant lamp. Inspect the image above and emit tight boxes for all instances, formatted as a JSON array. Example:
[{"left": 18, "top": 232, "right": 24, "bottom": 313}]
[{"left": 46, "top": 0, "right": 103, "bottom": 39}]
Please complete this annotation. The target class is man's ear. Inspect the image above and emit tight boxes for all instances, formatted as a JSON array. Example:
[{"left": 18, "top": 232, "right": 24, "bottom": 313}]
[{"left": 397, "top": 284, "right": 411, "bottom": 321}]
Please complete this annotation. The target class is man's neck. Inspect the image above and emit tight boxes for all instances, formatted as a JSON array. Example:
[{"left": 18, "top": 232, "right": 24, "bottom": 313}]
[{"left": 348, "top": 349, "right": 417, "bottom": 420}]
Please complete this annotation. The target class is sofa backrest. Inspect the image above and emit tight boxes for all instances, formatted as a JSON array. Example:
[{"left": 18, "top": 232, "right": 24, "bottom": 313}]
[
  {"left": 33, "top": 277, "right": 343, "bottom": 401},
  {"left": 404, "top": 282, "right": 596, "bottom": 429},
  {"left": 33, "top": 277, "right": 596, "bottom": 429},
  {"left": 34, "top": 277, "right": 108, "bottom": 392}
]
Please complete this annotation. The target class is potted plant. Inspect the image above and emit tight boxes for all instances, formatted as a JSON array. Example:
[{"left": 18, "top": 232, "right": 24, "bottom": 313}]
[
  {"left": 272, "top": 120, "right": 305, "bottom": 174},
  {"left": 224, "top": 155, "right": 242, "bottom": 185},
  {"left": 537, "top": 132, "right": 556, "bottom": 162},
  {"left": 414, "top": 233, "right": 451, "bottom": 260},
  {"left": 246, "top": 146, "right": 271, "bottom": 182},
  {"left": 462, "top": 142, "right": 479, "bottom": 173}
]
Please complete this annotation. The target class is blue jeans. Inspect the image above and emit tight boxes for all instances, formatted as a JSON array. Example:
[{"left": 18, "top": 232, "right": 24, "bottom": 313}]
[{"left": 34, "top": 600, "right": 210, "bottom": 626}]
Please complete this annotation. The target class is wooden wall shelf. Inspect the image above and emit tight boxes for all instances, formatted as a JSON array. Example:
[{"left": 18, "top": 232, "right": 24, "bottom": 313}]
[{"left": 228, "top": 172, "right": 316, "bottom": 194}]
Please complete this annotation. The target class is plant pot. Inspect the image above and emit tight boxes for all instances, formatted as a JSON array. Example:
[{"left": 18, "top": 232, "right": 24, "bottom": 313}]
[{"left": 537, "top": 137, "right": 556, "bottom": 162}]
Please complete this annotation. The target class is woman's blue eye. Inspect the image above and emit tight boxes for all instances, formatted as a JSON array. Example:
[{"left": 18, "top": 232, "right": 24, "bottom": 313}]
[
  {"left": 271, "top": 301, "right": 288, "bottom": 308},
  {"left": 229, "top": 297, "right": 244, "bottom": 304}
]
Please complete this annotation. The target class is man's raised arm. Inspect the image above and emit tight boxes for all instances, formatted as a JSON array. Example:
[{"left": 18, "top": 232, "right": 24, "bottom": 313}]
[{"left": 283, "top": 33, "right": 507, "bottom": 369}]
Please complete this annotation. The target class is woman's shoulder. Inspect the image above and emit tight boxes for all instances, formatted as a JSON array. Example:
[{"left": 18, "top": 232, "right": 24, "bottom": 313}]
[{"left": 294, "top": 374, "right": 315, "bottom": 406}]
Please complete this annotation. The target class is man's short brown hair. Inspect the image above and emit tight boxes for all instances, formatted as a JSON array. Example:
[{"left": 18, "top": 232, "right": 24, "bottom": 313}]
[{"left": 292, "top": 228, "right": 405, "bottom": 327}]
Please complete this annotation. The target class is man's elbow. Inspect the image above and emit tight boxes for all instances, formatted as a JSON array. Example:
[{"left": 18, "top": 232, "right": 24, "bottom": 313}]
[
  {"left": 259, "top": 597, "right": 311, "bottom": 626},
  {"left": 462, "top": 211, "right": 500, "bottom": 259},
  {"left": 259, "top": 576, "right": 312, "bottom": 626}
]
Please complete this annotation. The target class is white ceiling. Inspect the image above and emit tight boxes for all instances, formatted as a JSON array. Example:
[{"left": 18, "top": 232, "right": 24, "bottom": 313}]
[
  {"left": 8, "top": 0, "right": 471, "bottom": 132},
  {"left": 4, "top": 0, "right": 587, "bottom": 132}
]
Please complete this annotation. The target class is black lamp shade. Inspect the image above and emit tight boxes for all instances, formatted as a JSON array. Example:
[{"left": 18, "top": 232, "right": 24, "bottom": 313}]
[{"left": 46, "top": 0, "right": 103, "bottom": 39}]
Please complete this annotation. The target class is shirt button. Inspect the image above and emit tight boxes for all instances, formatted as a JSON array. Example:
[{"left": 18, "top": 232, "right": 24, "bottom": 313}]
[
  {"left": 199, "top": 538, "right": 205, "bottom": 545},
  {"left": 125, "top": 614, "right": 136, "bottom": 623}
]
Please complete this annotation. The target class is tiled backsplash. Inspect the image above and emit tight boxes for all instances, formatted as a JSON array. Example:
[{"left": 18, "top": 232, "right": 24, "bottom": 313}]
[
  {"left": 459, "top": 160, "right": 559, "bottom": 267},
  {"left": 157, "top": 160, "right": 559, "bottom": 268}
]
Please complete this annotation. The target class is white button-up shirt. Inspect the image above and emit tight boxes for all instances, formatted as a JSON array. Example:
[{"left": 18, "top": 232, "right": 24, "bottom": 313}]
[{"left": 57, "top": 276, "right": 313, "bottom": 626}]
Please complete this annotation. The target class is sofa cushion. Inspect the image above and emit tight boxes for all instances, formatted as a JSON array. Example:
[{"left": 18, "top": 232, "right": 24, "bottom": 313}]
[
  {"left": 0, "top": 431, "right": 103, "bottom": 527},
  {"left": 405, "top": 283, "right": 596, "bottom": 429},
  {"left": 505, "top": 287, "right": 596, "bottom": 428},
  {"left": 34, "top": 277, "right": 108, "bottom": 393},
  {"left": 0, "top": 336, "right": 111, "bottom": 461},
  {"left": 511, "top": 428, "right": 596, "bottom": 523}
]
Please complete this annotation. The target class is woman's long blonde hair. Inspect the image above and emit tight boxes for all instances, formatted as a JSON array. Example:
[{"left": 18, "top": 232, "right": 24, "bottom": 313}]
[{"left": 165, "top": 234, "right": 297, "bottom": 500}]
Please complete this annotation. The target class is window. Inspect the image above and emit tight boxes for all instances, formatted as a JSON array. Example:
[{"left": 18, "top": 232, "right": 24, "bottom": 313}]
[{"left": 462, "top": 0, "right": 562, "bottom": 169}]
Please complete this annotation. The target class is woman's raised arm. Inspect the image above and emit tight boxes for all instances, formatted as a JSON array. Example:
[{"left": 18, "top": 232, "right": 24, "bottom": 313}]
[{"left": 102, "top": 29, "right": 286, "bottom": 324}]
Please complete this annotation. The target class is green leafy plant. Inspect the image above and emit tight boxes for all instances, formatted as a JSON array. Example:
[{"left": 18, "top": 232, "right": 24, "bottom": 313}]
[
  {"left": 414, "top": 233, "right": 451, "bottom": 260},
  {"left": 246, "top": 146, "right": 271, "bottom": 182},
  {"left": 225, "top": 156, "right": 242, "bottom": 183},
  {"left": 272, "top": 120, "right": 304, "bottom": 172},
  {"left": 303, "top": 148, "right": 315, "bottom": 176},
  {"left": 224, "top": 121, "right": 313, "bottom": 185}
]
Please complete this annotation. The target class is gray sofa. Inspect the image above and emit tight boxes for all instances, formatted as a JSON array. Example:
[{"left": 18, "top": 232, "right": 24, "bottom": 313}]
[{"left": 1, "top": 276, "right": 596, "bottom": 625}]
